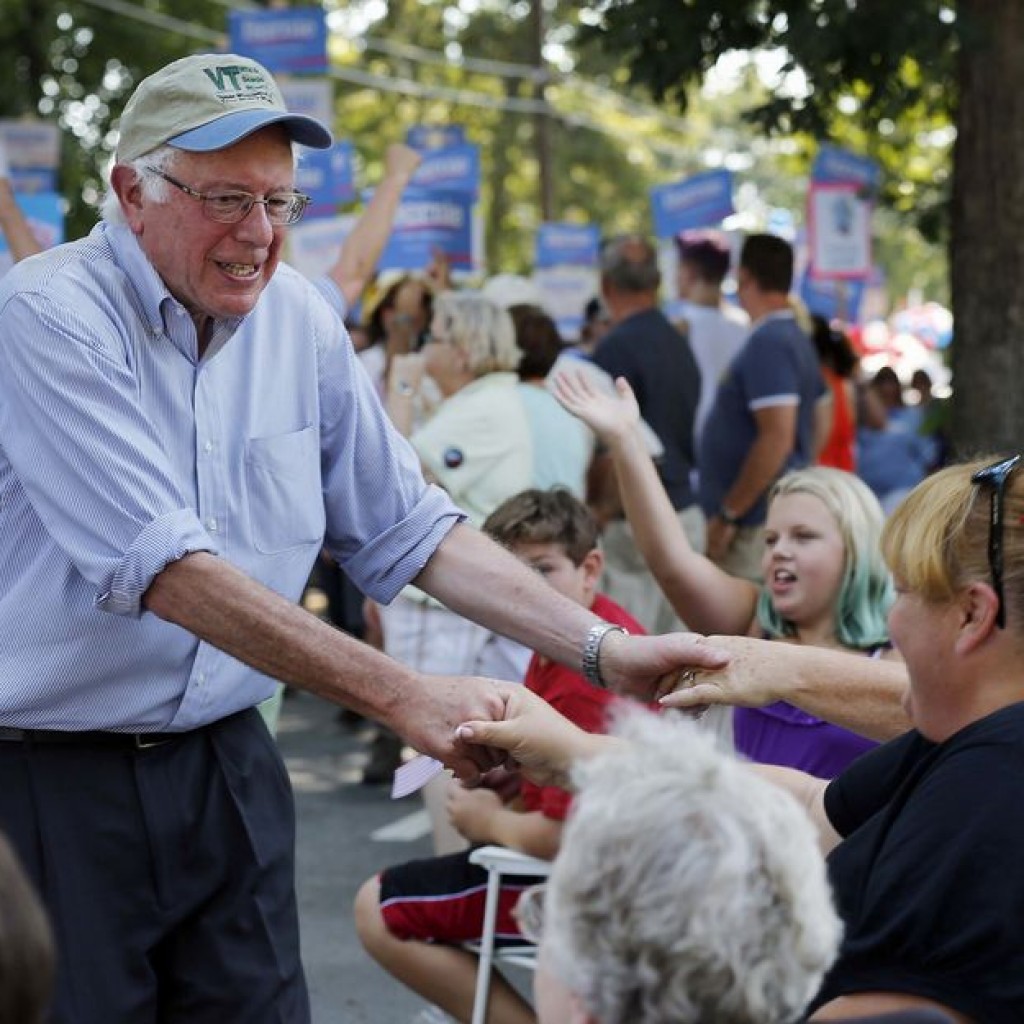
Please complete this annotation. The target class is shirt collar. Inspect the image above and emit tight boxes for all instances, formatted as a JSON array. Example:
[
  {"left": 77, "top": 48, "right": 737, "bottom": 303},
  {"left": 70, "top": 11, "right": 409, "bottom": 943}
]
[{"left": 101, "top": 221, "right": 243, "bottom": 350}]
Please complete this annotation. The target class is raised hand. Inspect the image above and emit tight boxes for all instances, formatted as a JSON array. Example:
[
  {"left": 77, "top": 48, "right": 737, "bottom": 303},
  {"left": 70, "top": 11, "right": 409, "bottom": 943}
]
[{"left": 551, "top": 368, "right": 640, "bottom": 446}]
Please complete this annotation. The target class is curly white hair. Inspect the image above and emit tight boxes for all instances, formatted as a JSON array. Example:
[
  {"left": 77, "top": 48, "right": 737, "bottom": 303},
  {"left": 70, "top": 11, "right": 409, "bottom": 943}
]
[{"left": 541, "top": 709, "right": 842, "bottom": 1024}]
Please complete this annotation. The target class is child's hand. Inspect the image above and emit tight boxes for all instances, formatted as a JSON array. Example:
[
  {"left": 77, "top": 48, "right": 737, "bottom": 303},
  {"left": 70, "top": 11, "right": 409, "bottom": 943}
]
[
  {"left": 552, "top": 368, "right": 640, "bottom": 446},
  {"left": 446, "top": 782, "right": 503, "bottom": 844}
]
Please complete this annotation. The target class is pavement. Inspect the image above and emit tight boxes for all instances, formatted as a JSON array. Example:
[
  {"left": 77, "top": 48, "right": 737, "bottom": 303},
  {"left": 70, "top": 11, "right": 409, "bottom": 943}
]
[{"left": 278, "top": 688, "right": 438, "bottom": 1023}]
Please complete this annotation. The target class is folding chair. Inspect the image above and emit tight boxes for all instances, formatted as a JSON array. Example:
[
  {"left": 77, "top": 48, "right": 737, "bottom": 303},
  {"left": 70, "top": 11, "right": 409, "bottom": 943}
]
[{"left": 465, "top": 844, "right": 553, "bottom": 1024}]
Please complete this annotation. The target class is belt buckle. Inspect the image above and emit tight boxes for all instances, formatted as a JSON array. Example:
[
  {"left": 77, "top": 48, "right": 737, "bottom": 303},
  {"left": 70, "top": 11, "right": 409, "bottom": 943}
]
[{"left": 133, "top": 734, "right": 167, "bottom": 750}]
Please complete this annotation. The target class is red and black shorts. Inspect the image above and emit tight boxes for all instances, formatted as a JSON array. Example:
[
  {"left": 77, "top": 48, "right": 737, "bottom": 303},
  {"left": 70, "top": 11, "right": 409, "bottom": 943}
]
[{"left": 379, "top": 849, "right": 536, "bottom": 946}]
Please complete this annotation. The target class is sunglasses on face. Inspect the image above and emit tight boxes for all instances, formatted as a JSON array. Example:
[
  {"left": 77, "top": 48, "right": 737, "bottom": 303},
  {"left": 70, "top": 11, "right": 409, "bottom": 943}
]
[{"left": 971, "top": 453, "right": 1022, "bottom": 629}]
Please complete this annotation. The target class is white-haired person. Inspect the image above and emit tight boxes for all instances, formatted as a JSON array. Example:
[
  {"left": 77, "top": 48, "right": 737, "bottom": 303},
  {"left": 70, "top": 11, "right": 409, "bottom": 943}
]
[
  {"left": 554, "top": 370, "right": 908, "bottom": 777},
  {"left": 462, "top": 454, "right": 1024, "bottom": 1021},
  {"left": 517, "top": 708, "right": 842, "bottom": 1024}
]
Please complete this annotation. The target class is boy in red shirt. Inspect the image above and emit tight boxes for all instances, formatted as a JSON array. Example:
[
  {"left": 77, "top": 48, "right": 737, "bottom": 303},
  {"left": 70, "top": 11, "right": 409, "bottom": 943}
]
[{"left": 354, "top": 487, "right": 645, "bottom": 1024}]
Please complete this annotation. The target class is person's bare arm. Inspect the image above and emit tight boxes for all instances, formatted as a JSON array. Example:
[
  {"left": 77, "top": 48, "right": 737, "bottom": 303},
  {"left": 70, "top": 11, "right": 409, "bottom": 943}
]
[
  {"left": 143, "top": 550, "right": 506, "bottom": 779},
  {"left": 753, "top": 763, "right": 838, "bottom": 853},
  {"left": 556, "top": 371, "right": 756, "bottom": 635},
  {"left": 415, "top": 523, "right": 731, "bottom": 700},
  {"left": 0, "top": 178, "right": 43, "bottom": 264},
  {"left": 326, "top": 143, "right": 421, "bottom": 308},
  {"left": 661, "top": 636, "right": 910, "bottom": 741},
  {"left": 813, "top": 390, "right": 835, "bottom": 459},
  {"left": 446, "top": 783, "right": 562, "bottom": 860}
]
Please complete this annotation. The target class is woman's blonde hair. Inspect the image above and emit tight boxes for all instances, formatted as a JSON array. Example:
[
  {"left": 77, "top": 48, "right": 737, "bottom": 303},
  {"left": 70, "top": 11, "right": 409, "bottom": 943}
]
[
  {"left": 432, "top": 290, "right": 521, "bottom": 377},
  {"left": 757, "top": 466, "right": 892, "bottom": 647},
  {"left": 883, "top": 456, "right": 1024, "bottom": 620}
]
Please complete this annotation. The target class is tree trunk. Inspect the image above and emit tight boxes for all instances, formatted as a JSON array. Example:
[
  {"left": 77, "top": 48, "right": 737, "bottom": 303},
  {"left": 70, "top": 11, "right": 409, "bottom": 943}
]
[{"left": 950, "top": 0, "right": 1024, "bottom": 457}]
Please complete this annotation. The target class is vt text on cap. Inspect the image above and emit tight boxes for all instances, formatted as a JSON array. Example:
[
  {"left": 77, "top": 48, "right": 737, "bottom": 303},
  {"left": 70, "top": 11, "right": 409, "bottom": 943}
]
[{"left": 116, "top": 53, "right": 333, "bottom": 163}]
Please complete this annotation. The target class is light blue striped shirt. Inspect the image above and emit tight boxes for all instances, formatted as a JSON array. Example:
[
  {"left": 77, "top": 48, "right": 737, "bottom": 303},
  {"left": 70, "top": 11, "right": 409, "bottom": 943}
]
[{"left": 0, "top": 223, "right": 463, "bottom": 731}]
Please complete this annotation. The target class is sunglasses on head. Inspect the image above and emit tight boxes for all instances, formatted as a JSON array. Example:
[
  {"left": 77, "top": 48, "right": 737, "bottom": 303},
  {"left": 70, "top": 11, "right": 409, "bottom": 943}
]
[{"left": 971, "top": 453, "right": 1022, "bottom": 629}]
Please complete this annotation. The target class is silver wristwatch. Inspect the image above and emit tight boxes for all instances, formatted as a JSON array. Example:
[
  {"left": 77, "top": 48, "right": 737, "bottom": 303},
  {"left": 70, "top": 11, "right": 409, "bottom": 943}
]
[{"left": 581, "top": 622, "right": 629, "bottom": 688}]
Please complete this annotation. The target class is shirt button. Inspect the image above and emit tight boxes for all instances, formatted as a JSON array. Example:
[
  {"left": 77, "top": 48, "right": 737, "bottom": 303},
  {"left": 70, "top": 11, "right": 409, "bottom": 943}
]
[
  {"left": 197, "top": 672, "right": 207, "bottom": 685},
  {"left": 206, "top": 517, "right": 218, "bottom": 533},
  {"left": 203, "top": 440, "right": 214, "bottom": 453}
]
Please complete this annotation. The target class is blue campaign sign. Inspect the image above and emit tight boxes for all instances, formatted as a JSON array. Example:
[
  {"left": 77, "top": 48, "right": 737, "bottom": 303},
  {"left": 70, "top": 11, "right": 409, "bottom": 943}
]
[
  {"left": 377, "top": 190, "right": 475, "bottom": 272},
  {"left": 228, "top": 7, "right": 328, "bottom": 74},
  {"left": 535, "top": 223, "right": 600, "bottom": 269},
  {"left": 407, "top": 125, "right": 467, "bottom": 151},
  {"left": 650, "top": 170, "right": 735, "bottom": 239},
  {"left": 296, "top": 142, "right": 356, "bottom": 216},
  {"left": 9, "top": 168, "right": 57, "bottom": 194},
  {"left": 811, "top": 144, "right": 881, "bottom": 192},
  {"left": 799, "top": 269, "right": 865, "bottom": 324},
  {"left": 409, "top": 145, "right": 480, "bottom": 196}
]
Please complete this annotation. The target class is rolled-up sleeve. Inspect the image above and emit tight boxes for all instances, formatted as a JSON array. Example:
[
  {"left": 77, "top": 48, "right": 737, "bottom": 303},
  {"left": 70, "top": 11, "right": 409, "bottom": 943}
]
[{"left": 313, "top": 297, "right": 466, "bottom": 603}]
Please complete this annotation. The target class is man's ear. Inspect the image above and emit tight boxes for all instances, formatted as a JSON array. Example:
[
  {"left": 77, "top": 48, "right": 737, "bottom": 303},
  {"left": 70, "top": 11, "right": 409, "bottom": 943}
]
[
  {"left": 953, "top": 580, "right": 1001, "bottom": 655},
  {"left": 109, "top": 164, "right": 144, "bottom": 232}
]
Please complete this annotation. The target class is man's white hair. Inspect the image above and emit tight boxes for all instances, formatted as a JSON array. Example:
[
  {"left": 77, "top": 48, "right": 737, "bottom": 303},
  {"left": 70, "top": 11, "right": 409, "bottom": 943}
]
[{"left": 543, "top": 710, "right": 842, "bottom": 1024}]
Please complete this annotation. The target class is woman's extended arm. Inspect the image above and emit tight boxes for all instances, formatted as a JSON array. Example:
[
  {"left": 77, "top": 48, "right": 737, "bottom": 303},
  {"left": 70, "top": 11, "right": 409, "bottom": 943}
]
[{"left": 661, "top": 636, "right": 911, "bottom": 741}]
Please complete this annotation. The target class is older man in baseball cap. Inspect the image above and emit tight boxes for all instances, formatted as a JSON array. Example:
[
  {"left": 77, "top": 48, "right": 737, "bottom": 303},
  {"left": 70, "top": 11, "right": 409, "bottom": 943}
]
[{"left": 0, "top": 53, "right": 728, "bottom": 1023}]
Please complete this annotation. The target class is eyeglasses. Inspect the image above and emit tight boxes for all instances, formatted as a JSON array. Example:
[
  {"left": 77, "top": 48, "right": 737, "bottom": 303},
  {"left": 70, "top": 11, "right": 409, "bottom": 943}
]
[
  {"left": 513, "top": 883, "right": 548, "bottom": 945},
  {"left": 144, "top": 167, "right": 310, "bottom": 226},
  {"left": 971, "top": 453, "right": 1021, "bottom": 629}
]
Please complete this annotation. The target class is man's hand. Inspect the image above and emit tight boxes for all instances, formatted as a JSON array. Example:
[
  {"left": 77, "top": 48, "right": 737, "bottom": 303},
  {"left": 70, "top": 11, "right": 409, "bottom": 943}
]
[
  {"left": 597, "top": 631, "right": 731, "bottom": 702},
  {"left": 446, "top": 782, "right": 503, "bottom": 843},
  {"left": 389, "top": 674, "right": 511, "bottom": 783}
]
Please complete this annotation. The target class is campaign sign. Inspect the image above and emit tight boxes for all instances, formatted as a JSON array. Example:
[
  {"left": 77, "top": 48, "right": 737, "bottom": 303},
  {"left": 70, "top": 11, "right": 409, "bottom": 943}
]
[
  {"left": 0, "top": 120, "right": 60, "bottom": 169},
  {"left": 228, "top": 7, "right": 328, "bottom": 74},
  {"left": 296, "top": 142, "right": 356, "bottom": 216},
  {"left": 535, "top": 223, "right": 600, "bottom": 269},
  {"left": 811, "top": 144, "right": 881, "bottom": 194},
  {"left": 807, "top": 181, "right": 872, "bottom": 280},
  {"left": 0, "top": 192, "right": 63, "bottom": 277},
  {"left": 533, "top": 265, "right": 598, "bottom": 341},
  {"left": 279, "top": 78, "right": 334, "bottom": 127},
  {"left": 408, "top": 144, "right": 480, "bottom": 197},
  {"left": 799, "top": 269, "right": 865, "bottom": 324},
  {"left": 407, "top": 125, "right": 467, "bottom": 151},
  {"left": 9, "top": 168, "right": 58, "bottom": 194},
  {"left": 287, "top": 213, "right": 357, "bottom": 280},
  {"left": 650, "top": 169, "right": 735, "bottom": 239},
  {"left": 377, "top": 190, "right": 474, "bottom": 271}
]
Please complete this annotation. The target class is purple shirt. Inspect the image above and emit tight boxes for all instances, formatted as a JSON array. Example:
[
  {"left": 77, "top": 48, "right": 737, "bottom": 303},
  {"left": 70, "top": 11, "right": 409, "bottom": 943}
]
[{"left": 735, "top": 701, "right": 877, "bottom": 780}]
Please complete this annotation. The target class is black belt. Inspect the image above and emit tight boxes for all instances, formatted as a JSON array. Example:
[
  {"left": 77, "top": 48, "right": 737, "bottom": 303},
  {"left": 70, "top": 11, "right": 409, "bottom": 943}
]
[{"left": 0, "top": 727, "right": 186, "bottom": 750}]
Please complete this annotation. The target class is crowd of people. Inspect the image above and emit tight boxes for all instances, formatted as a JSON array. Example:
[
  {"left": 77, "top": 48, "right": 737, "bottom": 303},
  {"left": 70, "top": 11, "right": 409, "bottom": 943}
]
[{"left": 0, "top": 50, "right": 1014, "bottom": 1024}]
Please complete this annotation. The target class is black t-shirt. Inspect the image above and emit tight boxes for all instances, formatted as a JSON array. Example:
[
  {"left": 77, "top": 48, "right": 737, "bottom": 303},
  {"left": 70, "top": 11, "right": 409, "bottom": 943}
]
[
  {"left": 593, "top": 307, "right": 700, "bottom": 509},
  {"left": 810, "top": 701, "right": 1024, "bottom": 1022}
]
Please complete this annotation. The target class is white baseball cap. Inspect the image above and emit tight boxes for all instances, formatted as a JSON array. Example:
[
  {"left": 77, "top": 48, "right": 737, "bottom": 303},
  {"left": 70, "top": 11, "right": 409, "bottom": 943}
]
[{"left": 116, "top": 53, "right": 332, "bottom": 163}]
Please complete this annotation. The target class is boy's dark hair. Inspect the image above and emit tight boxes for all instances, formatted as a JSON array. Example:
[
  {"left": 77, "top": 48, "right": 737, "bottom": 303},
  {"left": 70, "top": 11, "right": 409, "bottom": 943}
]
[
  {"left": 483, "top": 488, "right": 598, "bottom": 566},
  {"left": 739, "top": 233, "right": 794, "bottom": 294},
  {"left": 675, "top": 231, "right": 730, "bottom": 285},
  {"left": 0, "top": 833, "right": 54, "bottom": 1024}
]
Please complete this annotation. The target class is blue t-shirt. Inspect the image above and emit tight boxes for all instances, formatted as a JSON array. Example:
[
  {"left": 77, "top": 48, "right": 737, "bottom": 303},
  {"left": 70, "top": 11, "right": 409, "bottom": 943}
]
[{"left": 699, "top": 312, "right": 824, "bottom": 526}]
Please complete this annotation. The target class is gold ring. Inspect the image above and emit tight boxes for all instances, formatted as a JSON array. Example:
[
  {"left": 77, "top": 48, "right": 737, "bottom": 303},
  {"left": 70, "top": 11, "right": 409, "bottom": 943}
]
[{"left": 680, "top": 669, "right": 697, "bottom": 686}]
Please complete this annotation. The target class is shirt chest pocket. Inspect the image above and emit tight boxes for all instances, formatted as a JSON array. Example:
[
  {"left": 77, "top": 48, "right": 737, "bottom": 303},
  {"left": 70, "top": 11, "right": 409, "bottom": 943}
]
[{"left": 245, "top": 426, "right": 326, "bottom": 554}]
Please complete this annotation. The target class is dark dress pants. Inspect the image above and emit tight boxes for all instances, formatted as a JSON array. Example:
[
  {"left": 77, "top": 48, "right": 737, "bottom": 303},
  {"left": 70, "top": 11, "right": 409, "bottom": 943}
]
[{"left": 0, "top": 708, "right": 309, "bottom": 1024}]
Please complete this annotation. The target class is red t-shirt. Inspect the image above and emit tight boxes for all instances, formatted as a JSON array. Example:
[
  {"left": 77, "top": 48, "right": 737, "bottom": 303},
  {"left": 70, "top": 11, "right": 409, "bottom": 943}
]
[{"left": 519, "top": 593, "right": 647, "bottom": 821}]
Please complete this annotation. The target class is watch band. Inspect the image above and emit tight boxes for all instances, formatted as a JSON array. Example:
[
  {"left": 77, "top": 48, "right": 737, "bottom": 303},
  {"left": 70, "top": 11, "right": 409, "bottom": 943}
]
[
  {"left": 581, "top": 622, "right": 629, "bottom": 689},
  {"left": 719, "top": 504, "right": 741, "bottom": 526}
]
